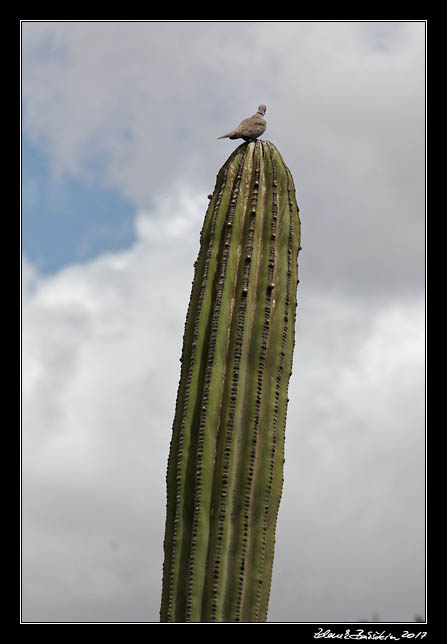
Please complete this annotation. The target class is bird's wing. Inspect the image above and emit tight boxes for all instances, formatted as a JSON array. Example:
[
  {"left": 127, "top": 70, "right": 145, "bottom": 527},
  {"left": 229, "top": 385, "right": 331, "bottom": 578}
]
[{"left": 235, "top": 116, "right": 253, "bottom": 132}]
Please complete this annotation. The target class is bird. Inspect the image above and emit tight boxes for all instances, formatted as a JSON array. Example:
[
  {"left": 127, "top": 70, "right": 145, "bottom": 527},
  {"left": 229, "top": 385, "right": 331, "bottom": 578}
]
[{"left": 217, "top": 105, "right": 267, "bottom": 142}]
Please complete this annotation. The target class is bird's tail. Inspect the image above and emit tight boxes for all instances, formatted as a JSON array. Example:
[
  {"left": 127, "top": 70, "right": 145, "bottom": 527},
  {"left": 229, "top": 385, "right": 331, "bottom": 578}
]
[{"left": 217, "top": 134, "right": 229, "bottom": 139}]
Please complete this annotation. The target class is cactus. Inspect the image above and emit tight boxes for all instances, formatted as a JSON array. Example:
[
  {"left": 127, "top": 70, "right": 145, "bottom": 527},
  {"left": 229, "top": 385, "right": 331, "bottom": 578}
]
[{"left": 160, "top": 140, "right": 301, "bottom": 622}]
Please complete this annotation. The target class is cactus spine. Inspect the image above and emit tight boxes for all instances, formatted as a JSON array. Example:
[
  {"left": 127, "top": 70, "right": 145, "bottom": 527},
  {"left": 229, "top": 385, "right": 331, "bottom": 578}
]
[{"left": 160, "top": 140, "right": 301, "bottom": 622}]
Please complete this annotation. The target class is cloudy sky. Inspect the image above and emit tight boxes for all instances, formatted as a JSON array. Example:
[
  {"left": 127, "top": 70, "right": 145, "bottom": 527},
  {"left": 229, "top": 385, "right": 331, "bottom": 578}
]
[{"left": 21, "top": 20, "right": 426, "bottom": 623}]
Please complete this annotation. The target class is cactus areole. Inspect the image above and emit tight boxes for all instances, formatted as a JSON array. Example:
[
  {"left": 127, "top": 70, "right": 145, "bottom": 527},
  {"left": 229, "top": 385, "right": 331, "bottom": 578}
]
[{"left": 160, "top": 140, "right": 301, "bottom": 622}]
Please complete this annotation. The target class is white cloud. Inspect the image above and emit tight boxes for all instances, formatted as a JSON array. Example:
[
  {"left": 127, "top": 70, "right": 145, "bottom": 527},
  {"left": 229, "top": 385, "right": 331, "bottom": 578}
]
[
  {"left": 22, "top": 21, "right": 425, "bottom": 298},
  {"left": 21, "top": 21, "right": 425, "bottom": 622},
  {"left": 22, "top": 186, "right": 208, "bottom": 621},
  {"left": 134, "top": 182, "right": 206, "bottom": 242},
  {"left": 22, "top": 186, "right": 425, "bottom": 621},
  {"left": 271, "top": 293, "right": 425, "bottom": 621}
]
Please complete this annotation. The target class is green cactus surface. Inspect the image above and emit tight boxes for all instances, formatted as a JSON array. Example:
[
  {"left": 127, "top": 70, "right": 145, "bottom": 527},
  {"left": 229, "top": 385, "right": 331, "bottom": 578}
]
[{"left": 160, "top": 140, "right": 301, "bottom": 622}]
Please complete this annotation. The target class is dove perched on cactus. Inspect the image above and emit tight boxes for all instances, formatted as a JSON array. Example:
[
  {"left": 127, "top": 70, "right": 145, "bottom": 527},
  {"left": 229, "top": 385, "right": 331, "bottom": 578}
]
[{"left": 217, "top": 105, "right": 267, "bottom": 142}]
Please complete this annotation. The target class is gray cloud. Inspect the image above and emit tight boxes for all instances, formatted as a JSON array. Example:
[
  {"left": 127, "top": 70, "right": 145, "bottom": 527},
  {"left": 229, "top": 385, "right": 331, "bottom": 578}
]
[
  {"left": 271, "top": 293, "right": 425, "bottom": 622},
  {"left": 21, "top": 21, "right": 425, "bottom": 622},
  {"left": 22, "top": 21, "right": 425, "bottom": 298}
]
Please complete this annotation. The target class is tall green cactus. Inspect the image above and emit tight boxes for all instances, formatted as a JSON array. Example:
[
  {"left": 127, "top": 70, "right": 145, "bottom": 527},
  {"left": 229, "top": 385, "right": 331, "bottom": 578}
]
[{"left": 160, "top": 140, "right": 301, "bottom": 622}]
